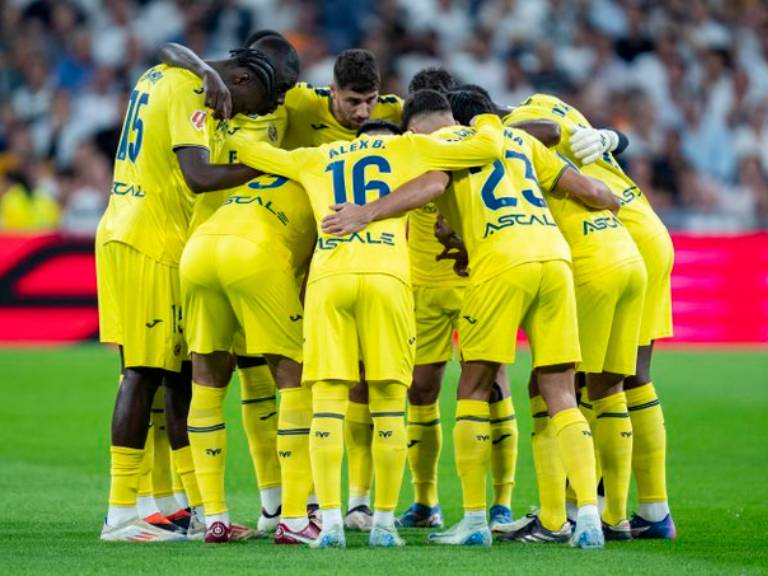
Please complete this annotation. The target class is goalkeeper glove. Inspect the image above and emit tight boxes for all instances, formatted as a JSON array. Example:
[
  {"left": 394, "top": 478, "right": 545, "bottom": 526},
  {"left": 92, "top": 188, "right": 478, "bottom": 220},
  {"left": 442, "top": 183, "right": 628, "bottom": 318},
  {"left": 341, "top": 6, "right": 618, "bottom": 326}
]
[{"left": 569, "top": 126, "right": 619, "bottom": 165}]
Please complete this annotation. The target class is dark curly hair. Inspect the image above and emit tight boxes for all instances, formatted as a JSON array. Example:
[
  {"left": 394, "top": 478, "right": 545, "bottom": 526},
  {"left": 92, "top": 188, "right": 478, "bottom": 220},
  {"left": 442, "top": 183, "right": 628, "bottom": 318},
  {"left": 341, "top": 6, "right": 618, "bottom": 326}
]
[{"left": 334, "top": 49, "right": 380, "bottom": 93}]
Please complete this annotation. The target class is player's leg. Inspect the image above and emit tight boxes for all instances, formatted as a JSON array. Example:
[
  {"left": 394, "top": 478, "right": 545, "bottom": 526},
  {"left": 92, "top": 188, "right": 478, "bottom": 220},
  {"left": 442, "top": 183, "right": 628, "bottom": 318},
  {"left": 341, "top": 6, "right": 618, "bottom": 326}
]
[
  {"left": 400, "top": 362, "right": 445, "bottom": 528},
  {"left": 303, "top": 275, "right": 360, "bottom": 548},
  {"left": 488, "top": 365, "right": 518, "bottom": 532},
  {"left": 501, "top": 372, "right": 571, "bottom": 543},
  {"left": 624, "top": 344, "right": 674, "bottom": 537},
  {"left": 356, "top": 275, "right": 416, "bottom": 547},
  {"left": 400, "top": 285, "right": 459, "bottom": 528},
  {"left": 586, "top": 259, "right": 646, "bottom": 540},
  {"left": 430, "top": 266, "right": 534, "bottom": 546},
  {"left": 149, "top": 396, "right": 177, "bottom": 517},
  {"left": 525, "top": 261, "right": 602, "bottom": 549},
  {"left": 179, "top": 235, "right": 240, "bottom": 543},
  {"left": 625, "top": 233, "right": 675, "bottom": 538},
  {"left": 187, "top": 352, "right": 234, "bottom": 543},
  {"left": 237, "top": 355, "right": 282, "bottom": 531},
  {"left": 344, "top": 378, "right": 374, "bottom": 531},
  {"left": 267, "top": 355, "right": 317, "bottom": 544},
  {"left": 99, "top": 241, "right": 186, "bottom": 542}
]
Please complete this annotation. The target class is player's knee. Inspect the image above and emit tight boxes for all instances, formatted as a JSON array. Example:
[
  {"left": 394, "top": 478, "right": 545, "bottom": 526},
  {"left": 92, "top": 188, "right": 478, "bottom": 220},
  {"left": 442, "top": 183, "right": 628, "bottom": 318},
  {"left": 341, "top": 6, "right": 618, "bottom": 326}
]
[
  {"left": 626, "top": 345, "right": 653, "bottom": 388},
  {"left": 458, "top": 361, "right": 500, "bottom": 400},
  {"left": 410, "top": 363, "right": 444, "bottom": 405},
  {"left": 191, "top": 351, "right": 233, "bottom": 388}
]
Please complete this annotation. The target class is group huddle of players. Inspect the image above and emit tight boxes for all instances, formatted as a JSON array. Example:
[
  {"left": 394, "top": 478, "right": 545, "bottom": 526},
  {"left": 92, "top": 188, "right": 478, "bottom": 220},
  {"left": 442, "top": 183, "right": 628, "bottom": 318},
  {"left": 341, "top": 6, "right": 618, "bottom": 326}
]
[{"left": 95, "top": 29, "right": 676, "bottom": 549}]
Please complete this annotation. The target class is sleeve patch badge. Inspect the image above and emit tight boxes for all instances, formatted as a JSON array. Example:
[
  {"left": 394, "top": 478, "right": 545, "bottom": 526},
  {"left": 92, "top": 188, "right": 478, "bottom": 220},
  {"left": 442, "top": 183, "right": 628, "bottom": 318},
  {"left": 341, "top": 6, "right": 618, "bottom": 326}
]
[{"left": 190, "top": 110, "right": 208, "bottom": 130}]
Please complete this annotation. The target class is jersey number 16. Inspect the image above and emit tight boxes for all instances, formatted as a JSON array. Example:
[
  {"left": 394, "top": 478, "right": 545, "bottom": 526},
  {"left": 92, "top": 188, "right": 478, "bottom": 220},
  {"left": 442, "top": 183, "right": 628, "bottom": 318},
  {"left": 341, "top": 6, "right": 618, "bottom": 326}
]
[{"left": 325, "top": 155, "right": 392, "bottom": 205}]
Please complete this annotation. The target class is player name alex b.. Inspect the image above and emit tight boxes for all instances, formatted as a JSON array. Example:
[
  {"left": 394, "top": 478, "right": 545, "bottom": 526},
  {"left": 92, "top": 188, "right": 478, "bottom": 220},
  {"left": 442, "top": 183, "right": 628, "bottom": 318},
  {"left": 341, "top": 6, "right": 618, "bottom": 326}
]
[{"left": 328, "top": 139, "right": 387, "bottom": 158}]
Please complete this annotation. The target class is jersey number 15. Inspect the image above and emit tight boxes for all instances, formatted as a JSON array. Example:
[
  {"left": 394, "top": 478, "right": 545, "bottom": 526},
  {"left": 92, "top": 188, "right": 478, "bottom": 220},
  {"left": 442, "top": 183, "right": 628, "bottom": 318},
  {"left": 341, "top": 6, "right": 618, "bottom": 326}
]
[{"left": 117, "top": 89, "right": 149, "bottom": 163}]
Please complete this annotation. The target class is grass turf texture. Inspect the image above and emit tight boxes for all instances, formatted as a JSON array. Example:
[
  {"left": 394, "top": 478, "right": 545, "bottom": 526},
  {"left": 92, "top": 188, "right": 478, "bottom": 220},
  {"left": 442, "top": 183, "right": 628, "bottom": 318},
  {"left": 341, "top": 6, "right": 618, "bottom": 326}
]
[{"left": 1, "top": 346, "right": 766, "bottom": 575}]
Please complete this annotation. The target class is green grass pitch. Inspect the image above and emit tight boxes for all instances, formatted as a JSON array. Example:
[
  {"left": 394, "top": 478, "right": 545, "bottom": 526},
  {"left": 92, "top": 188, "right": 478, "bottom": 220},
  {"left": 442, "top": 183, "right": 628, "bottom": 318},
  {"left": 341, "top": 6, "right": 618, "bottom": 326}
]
[{"left": 1, "top": 345, "right": 767, "bottom": 574}]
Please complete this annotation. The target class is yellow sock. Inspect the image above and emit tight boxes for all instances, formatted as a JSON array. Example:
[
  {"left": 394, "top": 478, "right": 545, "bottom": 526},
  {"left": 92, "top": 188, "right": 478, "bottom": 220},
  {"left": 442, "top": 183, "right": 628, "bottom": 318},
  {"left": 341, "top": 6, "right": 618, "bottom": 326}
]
[
  {"left": 170, "top": 449, "right": 184, "bottom": 500},
  {"left": 369, "top": 382, "right": 407, "bottom": 512},
  {"left": 172, "top": 446, "right": 201, "bottom": 507},
  {"left": 137, "top": 423, "right": 154, "bottom": 502},
  {"left": 239, "top": 363, "right": 281, "bottom": 490},
  {"left": 278, "top": 386, "right": 313, "bottom": 519},
  {"left": 109, "top": 446, "right": 144, "bottom": 506},
  {"left": 579, "top": 389, "right": 602, "bottom": 486},
  {"left": 626, "top": 383, "right": 667, "bottom": 504},
  {"left": 454, "top": 399, "right": 491, "bottom": 511},
  {"left": 490, "top": 396, "right": 517, "bottom": 509},
  {"left": 531, "top": 395, "right": 567, "bottom": 530},
  {"left": 151, "top": 399, "right": 173, "bottom": 500},
  {"left": 187, "top": 383, "right": 228, "bottom": 515},
  {"left": 310, "top": 381, "right": 348, "bottom": 511},
  {"left": 552, "top": 408, "right": 598, "bottom": 508},
  {"left": 345, "top": 400, "right": 373, "bottom": 501},
  {"left": 592, "top": 391, "right": 632, "bottom": 525},
  {"left": 407, "top": 402, "right": 442, "bottom": 507}
]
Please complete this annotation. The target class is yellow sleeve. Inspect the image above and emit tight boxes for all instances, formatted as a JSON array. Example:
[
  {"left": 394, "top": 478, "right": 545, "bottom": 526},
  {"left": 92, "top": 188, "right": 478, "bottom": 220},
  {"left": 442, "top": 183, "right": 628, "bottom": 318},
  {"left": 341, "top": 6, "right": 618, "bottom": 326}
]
[
  {"left": 504, "top": 105, "right": 558, "bottom": 128},
  {"left": 410, "top": 114, "right": 503, "bottom": 171},
  {"left": 284, "top": 83, "right": 315, "bottom": 116},
  {"left": 167, "top": 77, "right": 211, "bottom": 151},
  {"left": 527, "top": 133, "right": 570, "bottom": 192},
  {"left": 235, "top": 138, "right": 311, "bottom": 181}
]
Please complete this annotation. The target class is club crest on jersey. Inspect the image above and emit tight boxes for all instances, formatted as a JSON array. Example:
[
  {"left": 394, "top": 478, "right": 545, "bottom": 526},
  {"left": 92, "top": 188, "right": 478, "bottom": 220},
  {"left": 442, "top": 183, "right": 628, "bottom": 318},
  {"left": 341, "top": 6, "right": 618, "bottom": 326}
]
[
  {"left": 190, "top": 110, "right": 207, "bottom": 131},
  {"left": 268, "top": 123, "right": 278, "bottom": 143}
]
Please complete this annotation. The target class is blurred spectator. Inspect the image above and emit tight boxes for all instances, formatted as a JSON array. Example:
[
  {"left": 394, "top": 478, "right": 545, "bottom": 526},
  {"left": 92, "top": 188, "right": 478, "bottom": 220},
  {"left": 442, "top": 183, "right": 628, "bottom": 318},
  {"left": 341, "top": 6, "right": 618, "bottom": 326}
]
[{"left": 0, "top": 0, "right": 767, "bottom": 233}]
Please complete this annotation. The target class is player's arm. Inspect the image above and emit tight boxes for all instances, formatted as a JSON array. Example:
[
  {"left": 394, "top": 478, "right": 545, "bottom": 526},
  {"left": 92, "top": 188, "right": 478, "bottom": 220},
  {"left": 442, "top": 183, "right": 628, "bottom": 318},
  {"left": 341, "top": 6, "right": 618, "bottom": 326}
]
[
  {"left": 175, "top": 147, "right": 258, "bottom": 193},
  {"left": 321, "top": 171, "right": 450, "bottom": 236},
  {"left": 553, "top": 170, "right": 620, "bottom": 212},
  {"left": 527, "top": 132, "right": 619, "bottom": 212},
  {"left": 415, "top": 114, "right": 504, "bottom": 170},
  {"left": 510, "top": 120, "right": 561, "bottom": 147},
  {"left": 159, "top": 42, "right": 231, "bottom": 119},
  {"left": 234, "top": 139, "right": 306, "bottom": 181}
]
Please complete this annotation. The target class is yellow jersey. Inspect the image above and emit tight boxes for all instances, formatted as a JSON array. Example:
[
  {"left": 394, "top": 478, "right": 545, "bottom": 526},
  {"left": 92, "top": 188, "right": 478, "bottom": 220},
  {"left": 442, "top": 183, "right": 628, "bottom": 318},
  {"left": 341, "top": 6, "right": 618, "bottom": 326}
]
[
  {"left": 234, "top": 114, "right": 504, "bottom": 286},
  {"left": 188, "top": 107, "right": 288, "bottom": 232},
  {"left": 192, "top": 173, "right": 315, "bottom": 281},
  {"left": 504, "top": 103, "right": 642, "bottom": 281},
  {"left": 281, "top": 82, "right": 403, "bottom": 149},
  {"left": 445, "top": 127, "right": 572, "bottom": 285},
  {"left": 408, "top": 202, "right": 468, "bottom": 287},
  {"left": 518, "top": 93, "right": 670, "bottom": 248},
  {"left": 98, "top": 65, "right": 213, "bottom": 265}
]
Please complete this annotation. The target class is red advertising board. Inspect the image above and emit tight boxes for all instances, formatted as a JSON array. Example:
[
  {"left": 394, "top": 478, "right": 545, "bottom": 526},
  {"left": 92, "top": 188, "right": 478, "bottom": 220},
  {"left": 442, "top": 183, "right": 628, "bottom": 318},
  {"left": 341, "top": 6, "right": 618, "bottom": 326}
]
[{"left": 0, "top": 232, "right": 766, "bottom": 345}]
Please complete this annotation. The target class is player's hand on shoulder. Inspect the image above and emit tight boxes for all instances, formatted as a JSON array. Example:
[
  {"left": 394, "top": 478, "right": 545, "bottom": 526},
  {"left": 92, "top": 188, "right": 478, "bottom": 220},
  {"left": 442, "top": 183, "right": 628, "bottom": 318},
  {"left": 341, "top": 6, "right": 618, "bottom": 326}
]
[
  {"left": 321, "top": 203, "right": 371, "bottom": 236},
  {"left": 203, "top": 66, "right": 232, "bottom": 120}
]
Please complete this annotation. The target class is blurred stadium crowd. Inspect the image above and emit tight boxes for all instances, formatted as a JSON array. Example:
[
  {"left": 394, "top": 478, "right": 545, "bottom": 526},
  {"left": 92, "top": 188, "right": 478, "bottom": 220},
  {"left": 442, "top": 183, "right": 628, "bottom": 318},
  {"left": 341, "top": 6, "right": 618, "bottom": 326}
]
[{"left": 1, "top": 0, "right": 767, "bottom": 234}]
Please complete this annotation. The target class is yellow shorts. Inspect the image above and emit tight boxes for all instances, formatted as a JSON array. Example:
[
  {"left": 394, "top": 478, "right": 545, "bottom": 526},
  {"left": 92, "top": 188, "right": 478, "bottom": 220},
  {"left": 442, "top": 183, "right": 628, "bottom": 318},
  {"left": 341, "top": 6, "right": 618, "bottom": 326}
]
[
  {"left": 459, "top": 260, "right": 581, "bottom": 368},
  {"left": 303, "top": 274, "right": 416, "bottom": 386},
  {"left": 180, "top": 235, "right": 304, "bottom": 362},
  {"left": 96, "top": 241, "right": 186, "bottom": 372},
  {"left": 413, "top": 284, "right": 465, "bottom": 365},
  {"left": 576, "top": 259, "right": 647, "bottom": 375},
  {"left": 637, "top": 232, "right": 674, "bottom": 345}
]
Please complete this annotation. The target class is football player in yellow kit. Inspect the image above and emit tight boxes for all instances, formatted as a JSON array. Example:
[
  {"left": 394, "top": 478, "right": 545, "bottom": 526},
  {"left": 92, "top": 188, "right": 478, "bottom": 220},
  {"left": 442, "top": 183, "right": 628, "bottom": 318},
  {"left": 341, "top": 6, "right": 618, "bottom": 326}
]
[
  {"left": 159, "top": 30, "right": 302, "bottom": 536},
  {"left": 511, "top": 94, "right": 676, "bottom": 540},
  {"left": 321, "top": 89, "right": 614, "bottom": 549},
  {"left": 230, "top": 94, "right": 505, "bottom": 548},
  {"left": 96, "top": 44, "right": 294, "bottom": 542},
  {"left": 504, "top": 97, "right": 648, "bottom": 542},
  {"left": 180, "top": 170, "right": 316, "bottom": 544},
  {"left": 282, "top": 49, "right": 403, "bottom": 530}
]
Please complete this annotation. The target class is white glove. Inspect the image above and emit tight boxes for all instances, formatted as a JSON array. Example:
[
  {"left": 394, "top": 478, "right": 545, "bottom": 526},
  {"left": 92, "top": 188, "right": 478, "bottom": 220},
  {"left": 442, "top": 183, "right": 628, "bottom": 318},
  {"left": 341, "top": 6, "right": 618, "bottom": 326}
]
[{"left": 569, "top": 126, "right": 619, "bottom": 165}]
